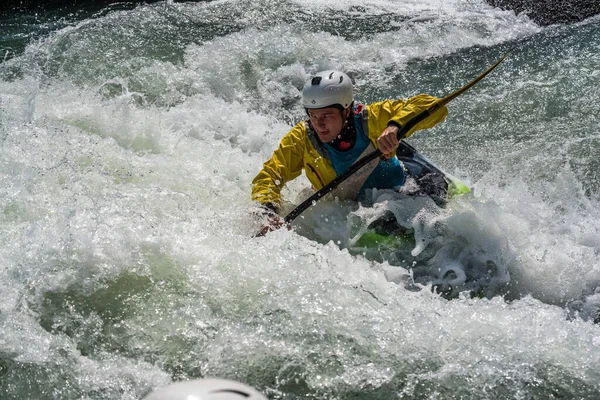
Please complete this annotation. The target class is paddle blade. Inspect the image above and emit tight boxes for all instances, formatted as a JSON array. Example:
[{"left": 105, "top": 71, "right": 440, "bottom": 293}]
[{"left": 438, "top": 49, "right": 512, "bottom": 108}]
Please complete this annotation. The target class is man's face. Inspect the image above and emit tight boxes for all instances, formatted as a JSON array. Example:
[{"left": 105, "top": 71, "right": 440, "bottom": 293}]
[{"left": 307, "top": 107, "right": 347, "bottom": 143}]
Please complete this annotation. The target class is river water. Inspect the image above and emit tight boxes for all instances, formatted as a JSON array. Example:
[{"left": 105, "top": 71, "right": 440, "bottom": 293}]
[{"left": 1, "top": 1, "right": 599, "bottom": 399}]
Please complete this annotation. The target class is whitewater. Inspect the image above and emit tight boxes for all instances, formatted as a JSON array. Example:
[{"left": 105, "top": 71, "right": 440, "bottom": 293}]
[{"left": 1, "top": 0, "right": 599, "bottom": 398}]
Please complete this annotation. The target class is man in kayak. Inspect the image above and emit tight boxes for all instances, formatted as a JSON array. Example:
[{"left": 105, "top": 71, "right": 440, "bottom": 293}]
[{"left": 252, "top": 70, "right": 448, "bottom": 234}]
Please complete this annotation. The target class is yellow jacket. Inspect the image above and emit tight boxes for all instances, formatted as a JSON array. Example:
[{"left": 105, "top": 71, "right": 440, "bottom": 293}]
[{"left": 251, "top": 94, "right": 448, "bottom": 209}]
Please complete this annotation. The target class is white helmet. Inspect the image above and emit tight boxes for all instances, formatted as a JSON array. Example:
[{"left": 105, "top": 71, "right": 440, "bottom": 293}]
[
  {"left": 143, "top": 378, "right": 267, "bottom": 400},
  {"left": 302, "top": 70, "right": 353, "bottom": 109}
]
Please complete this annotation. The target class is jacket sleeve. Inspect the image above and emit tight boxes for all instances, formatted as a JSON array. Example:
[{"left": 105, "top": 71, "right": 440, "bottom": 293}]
[
  {"left": 251, "top": 123, "right": 306, "bottom": 210},
  {"left": 368, "top": 94, "right": 448, "bottom": 140}
]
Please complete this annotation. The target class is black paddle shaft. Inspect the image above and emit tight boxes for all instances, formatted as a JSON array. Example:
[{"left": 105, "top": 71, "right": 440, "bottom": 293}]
[{"left": 283, "top": 109, "right": 433, "bottom": 223}]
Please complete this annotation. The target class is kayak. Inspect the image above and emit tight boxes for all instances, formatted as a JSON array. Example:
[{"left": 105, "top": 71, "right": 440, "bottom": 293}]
[
  {"left": 353, "top": 140, "right": 470, "bottom": 249},
  {"left": 290, "top": 140, "right": 508, "bottom": 299},
  {"left": 397, "top": 140, "right": 471, "bottom": 201},
  {"left": 345, "top": 141, "right": 492, "bottom": 298}
]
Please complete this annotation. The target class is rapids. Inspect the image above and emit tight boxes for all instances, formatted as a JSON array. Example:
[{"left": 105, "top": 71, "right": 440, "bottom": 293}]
[{"left": 1, "top": 1, "right": 599, "bottom": 398}]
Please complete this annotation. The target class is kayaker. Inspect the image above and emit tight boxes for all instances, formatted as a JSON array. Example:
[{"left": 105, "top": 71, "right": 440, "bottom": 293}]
[{"left": 252, "top": 70, "right": 448, "bottom": 234}]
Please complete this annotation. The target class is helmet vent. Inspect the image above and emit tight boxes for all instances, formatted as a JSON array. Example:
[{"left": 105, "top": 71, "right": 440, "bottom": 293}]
[
  {"left": 328, "top": 72, "right": 335, "bottom": 79},
  {"left": 311, "top": 76, "right": 322, "bottom": 85},
  {"left": 212, "top": 389, "right": 251, "bottom": 397}
]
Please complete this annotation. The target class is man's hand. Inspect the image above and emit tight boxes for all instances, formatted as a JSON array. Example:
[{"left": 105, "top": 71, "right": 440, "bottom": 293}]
[
  {"left": 258, "top": 213, "right": 288, "bottom": 236},
  {"left": 376, "top": 125, "right": 400, "bottom": 158},
  {"left": 253, "top": 203, "right": 291, "bottom": 237}
]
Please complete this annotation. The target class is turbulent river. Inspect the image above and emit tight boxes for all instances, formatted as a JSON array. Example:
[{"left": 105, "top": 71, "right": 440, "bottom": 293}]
[{"left": 1, "top": 0, "right": 600, "bottom": 398}]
